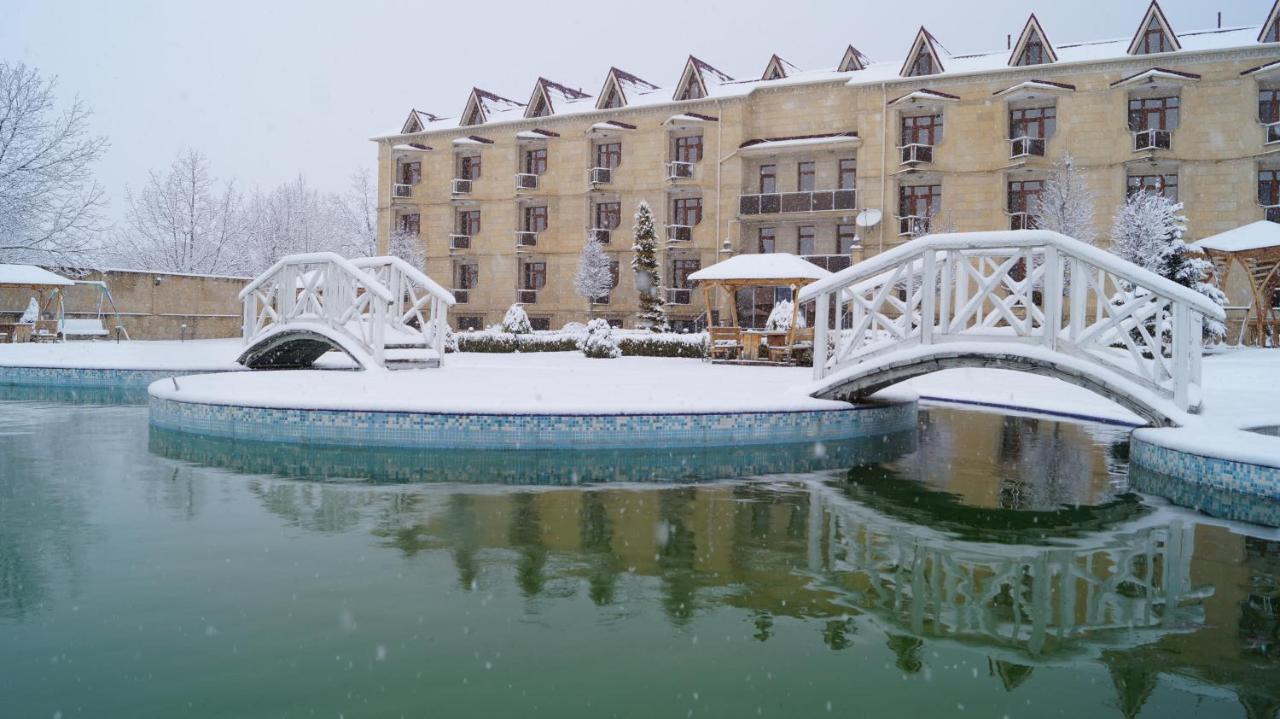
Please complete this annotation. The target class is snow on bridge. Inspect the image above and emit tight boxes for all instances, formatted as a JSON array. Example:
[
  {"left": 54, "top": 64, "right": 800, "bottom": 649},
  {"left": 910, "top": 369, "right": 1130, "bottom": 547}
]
[
  {"left": 238, "top": 252, "right": 455, "bottom": 370},
  {"left": 798, "top": 230, "right": 1226, "bottom": 426}
]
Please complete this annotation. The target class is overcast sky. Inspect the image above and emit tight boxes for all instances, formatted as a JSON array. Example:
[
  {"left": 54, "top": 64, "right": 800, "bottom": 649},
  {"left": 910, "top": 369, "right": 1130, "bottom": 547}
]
[{"left": 2, "top": 0, "right": 1266, "bottom": 222}]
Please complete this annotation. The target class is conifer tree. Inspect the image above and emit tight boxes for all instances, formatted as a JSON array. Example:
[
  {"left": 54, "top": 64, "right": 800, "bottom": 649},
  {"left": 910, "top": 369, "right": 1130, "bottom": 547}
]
[
  {"left": 574, "top": 237, "right": 615, "bottom": 313},
  {"left": 631, "top": 200, "right": 668, "bottom": 331}
]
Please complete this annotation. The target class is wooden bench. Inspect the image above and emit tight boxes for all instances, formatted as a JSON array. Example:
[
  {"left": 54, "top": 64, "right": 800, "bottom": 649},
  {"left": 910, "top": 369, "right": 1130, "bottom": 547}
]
[
  {"left": 61, "top": 318, "right": 111, "bottom": 339},
  {"left": 767, "top": 327, "right": 816, "bottom": 364},
  {"left": 707, "top": 326, "right": 743, "bottom": 361}
]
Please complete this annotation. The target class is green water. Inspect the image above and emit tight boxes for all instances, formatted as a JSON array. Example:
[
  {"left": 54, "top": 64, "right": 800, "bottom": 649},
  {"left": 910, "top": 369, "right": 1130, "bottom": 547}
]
[{"left": 1, "top": 391, "right": 1277, "bottom": 718}]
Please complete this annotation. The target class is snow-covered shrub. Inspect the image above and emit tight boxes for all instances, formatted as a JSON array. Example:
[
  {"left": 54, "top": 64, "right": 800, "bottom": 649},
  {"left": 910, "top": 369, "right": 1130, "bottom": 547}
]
[
  {"left": 455, "top": 331, "right": 577, "bottom": 353},
  {"left": 579, "top": 318, "right": 621, "bottom": 359},
  {"left": 442, "top": 324, "right": 458, "bottom": 353},
  {"left": 560, "top": 321, "right": 587, "bottom": 334},
  {"left": 616, "top": 332, "right": 707, "bottom": 359},
  {"left": 764, "top": 300, "right": 806, "bottom": 332},
  {"left": 501, "top": 304, "right": 532, "bottom": 334}
]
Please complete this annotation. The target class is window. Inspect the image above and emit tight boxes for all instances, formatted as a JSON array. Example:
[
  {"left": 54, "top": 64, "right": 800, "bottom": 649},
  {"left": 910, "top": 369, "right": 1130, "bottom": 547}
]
[
  {"left": 457, "top": 155, "right": 481, "bottom": 180},
  {"left": 1260, "top": 169, "right": 1280, "bottom": 209},
  {"left": 759, "top": 164, "right": 777, "bottom": 194},
  {"left": 601, "top": 85, "right": 623, "bottom": 109},
  {"left": 797, "top": 162, "right": 816, "bottom": 192},
  {"left": 1010, "top": 106, "right": 1056, "bottom": 139},
  {"left": 521, "top": 262, "right": 546, "bottom": 290},
  {"left": 457, "top": 210, "right": 481, "bottom": 235},
  {"left": 454, "top": 263, "right": 478, "bottom": 289},
  {"left": 758, "top": 227, "right": 776, "bottom": 253},
  {"left": 523, "top": 148, "right": 548, "bottom": 175},
  {"left": 674, "top": 135, "right": 703, "bottom": 164},
  {"left": 1261, "top": 89, "right": 1280, "bottom": 124},
  {"left": 529, "top": 317, "right": 551, "bottom": 331},
  {"left": 1128, "top": 97, "right": 1180, "bottom": 131},
  {"left": 672, "top": 197, "right": 703, "bottom": 226},
  {"left": 595, "top": 260, "right": 621, "bottom": 303},
  {"left": 899, "top": 184, "right": 941, "bottom": 218},
  {"left": 1008, "top": 180, "right": 1044, "bottom": 229},
  {"left": 1127, "top": 174, "right": 1178, "bottom": 201},
  {"left": 671, "top": 259, "right": 701, "bottom": 288},
  {"left": 398, "top": 161, "right": 421, "bottom": 185},
  {"left": 838, "top": 159, "right": 857, "bottom": 190},
  {"left": 909, "top": 50, "right": 935, "bottom": 77},
  {"left": 456, "top": 315, "right": 484, "bottom": 331},
  {"left": 797, "top": 226, "right": 815, "bottom": 256},
  {"left": 1016, "top": 36, "right": 1047, "bottom": 66},
  {"left": 901, "top": 114, "right": 943, "bottom": 146},
  {"left": 595, "top": 142, "right": 622, "bottom": 169},
  {"left": 523, "top": 205, "right": 548, "bottom": 232},
  {"left": 1138, "top": 17, "right": 1173, "bottom": 55},
  {"left": 397, "top": 213, "right": 420, "bottom": 236},
  {"left": 1267, "top": 21, "right": 1280, "bottom": 44},
  {"left": 595, "top": 202, "right": 621, "bottom": 230},
  {"left": 838, "top": 224, "right": 858, "bottom": 254}
]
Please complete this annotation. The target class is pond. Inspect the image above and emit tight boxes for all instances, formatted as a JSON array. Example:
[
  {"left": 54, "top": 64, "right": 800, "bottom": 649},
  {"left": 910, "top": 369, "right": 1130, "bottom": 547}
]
[{"left": 1, "top": 389, "right": 1277, "bottom": 718}]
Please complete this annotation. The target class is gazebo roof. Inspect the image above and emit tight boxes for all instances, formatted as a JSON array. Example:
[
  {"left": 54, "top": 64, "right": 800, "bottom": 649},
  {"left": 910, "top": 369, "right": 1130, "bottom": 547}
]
[
  {"left": 688, "top": 253, "right": 832, "bottom": 284},
  {"left": 0, "top": 264, "right": 74, "bottom": 288},
  {"left": 1195, "top": 221, "right": 1280, "bottom": 254}
]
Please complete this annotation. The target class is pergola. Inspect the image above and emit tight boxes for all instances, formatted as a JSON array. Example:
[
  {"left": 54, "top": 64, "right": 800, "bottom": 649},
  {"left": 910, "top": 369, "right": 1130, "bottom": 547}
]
[
  {"left": 1195, "top": 221, "right": 1280, "bottom": 345},
  {"left": 688, "top": 253, "right": 832, "bottom": 362},
  {"left": 0, "top": 264, "right": 74, "bottom": 342}
]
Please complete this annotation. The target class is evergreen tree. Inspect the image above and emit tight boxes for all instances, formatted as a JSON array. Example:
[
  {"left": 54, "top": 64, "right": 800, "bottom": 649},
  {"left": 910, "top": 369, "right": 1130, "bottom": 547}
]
[
  {"left": 573, "top": 237, "right": 615, "bottom": 311},
  {"left": 631, "top": 200, "right": 668, "bottom": 331}
]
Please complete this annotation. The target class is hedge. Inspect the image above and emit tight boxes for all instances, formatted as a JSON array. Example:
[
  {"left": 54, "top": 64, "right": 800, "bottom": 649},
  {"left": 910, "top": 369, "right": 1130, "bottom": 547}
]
[{"left": 453, "top": 329, "right": 708, "bottom": 358}]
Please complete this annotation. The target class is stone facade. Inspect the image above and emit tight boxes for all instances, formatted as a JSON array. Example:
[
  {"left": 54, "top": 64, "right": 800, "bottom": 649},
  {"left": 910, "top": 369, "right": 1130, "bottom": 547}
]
[{"left": 374, "top": 6, "right": 1280, "bottom": 330}]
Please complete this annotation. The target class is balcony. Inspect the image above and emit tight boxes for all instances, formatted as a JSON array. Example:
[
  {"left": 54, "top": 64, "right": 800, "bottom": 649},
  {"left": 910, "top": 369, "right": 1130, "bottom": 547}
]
[
  {"left": 515, "top": 230, "right": 539, "bottom": 249},
  {"left": 449, "top": 234, "right": 471, "bottom": 251},
  {"left": 1266, "top": 120, "right": 1280, "bottom": 145},
  {"left": 393, "top": 183, "right": 413, "bottom": 198},
  {"left": 802, "top": 254, "right": 853, "bottom": 272},
  {"left": 1007, "top": 212, "right": 1034, "bottom": 230},
  {"left": 666, "top": 224, "right": 692, "bottom": 243},
  {"left": 589, "top": 167, "right": 612, "bottom": 184},
  {"left": 666, "top": 287, "right": 692, "bottom": 305},
  {"left": 1009, "top": 136, "right": 1046, "bottom": 159},
  {"left": 1133, "top": 128, "right": 1171, "bottom": 152},
  {"left": 516, "top": 288, "right": 539, "bottom": 304},
  {"left": 665, "top": 161, "right": 695, "bottom": 181},
  {"left": 738, "top": 189, "right": 856, "bottom": 216},
  {"left": 899, "top": 143, "right": 934, "bottom": 165},
  {"left": 452, "top": 288, "right": 470, "bottom": 304},
  {"left": 451, "top": 178, "right": 473, "bottom": 195},
  {"left": 516, "top": 173, "right": 539, "bottom": 191},
  {"left": 897, "top": 215, "right": 930, "bottom": 236},
  {"left": 589, "top": 228, "right": 611, "bottom": 244}
]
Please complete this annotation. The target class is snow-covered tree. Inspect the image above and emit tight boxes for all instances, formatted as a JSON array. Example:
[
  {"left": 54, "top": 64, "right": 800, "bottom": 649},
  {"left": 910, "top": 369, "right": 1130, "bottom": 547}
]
[
  {"left": 631, "top": 200, "right": 667, "bottom": 331},
  {"left": 502, "top": 303, "right": 532, "bottom": 334},
  {"left": 1031, "top": 153, "right": 1096, "bottom": 246},
  {"left": 0, "top": 62, "right": 108, "bottom": 265},
  {"left": 388, "top": 228, "right": 425, "bottom": 270},
  {"left": 574, "top": 238, "right": 614, "bottom": 309},
  {"left": 241, "top": 175, "right": 344, "bottom": 272},
  {"left": 1111, "top": 189, "right": 1226, "bottom": 342},
  {"left": 580, "top": 318, "right": 621, "bottom": 359},
  {"left": 330, "top": 169, "right": 379, "bottom": 258},
  {"left": 764, "top": 299, "right": 806, "bottom": 332},
  {"left": 109, "top": 149, "right": 248, "bottom": 275}
]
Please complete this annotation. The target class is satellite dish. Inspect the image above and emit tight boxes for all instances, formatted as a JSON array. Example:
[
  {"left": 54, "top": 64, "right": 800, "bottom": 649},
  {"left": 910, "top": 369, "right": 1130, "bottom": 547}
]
[{"left": 855, "top": 209, "right": 882, "bottom": 228}]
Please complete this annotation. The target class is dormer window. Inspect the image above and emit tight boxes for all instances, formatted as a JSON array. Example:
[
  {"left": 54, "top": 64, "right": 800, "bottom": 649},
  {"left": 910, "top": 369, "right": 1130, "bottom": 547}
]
[
  {"left": 1127, "top": 2, "right": 1180, "bottom": 56},
  {"left": 677, "top": 82, "right": 705, "bottom": 101},
  {"left": 909, "top": 52, "right": 935, "bottom": 78},
  {"left": 1267, "top": 22, "right": 1280, "bottom": 44},
  {"left": 601, "top": 85, "right": 622, "bottom": 109},
  {"left": 1017, "top": 37, "right": 1047, "bottom": 66},
  {"left": 529, "top": 95, "right": 550, "bottom": 118},
  {"left": 1138, "top": 16, "right": 1174, "bottom": 54},
  {"left": 463, "top": 105, "right": 483, "bottom": 126}
]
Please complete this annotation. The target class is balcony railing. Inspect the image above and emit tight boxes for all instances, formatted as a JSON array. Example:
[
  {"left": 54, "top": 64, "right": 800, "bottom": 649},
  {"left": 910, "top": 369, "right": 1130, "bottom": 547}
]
[
  {"left": 899, "top": 143, "right": 934, "bottom": 165},
  {"left": 516, "top": 289, "right": 539, "bottom": 304},
  {"left": 665, "top": 161, "right": 695, "bottom": 180},
  {"left": 666, "top": 287, "right": 692, "bottom": 305},
  {"left": 393, "top": 183, "right": 413, "bottom": 198},
  {"left": 1133, "top": 128, "right": 1172, "bottom": 151},
  {"left": 897, "top": 215, "right": 931, "bottom": 236},
  {"left": 449, "top": 234, "right": 471, "bottom": 250},
  {"left": 802, "top": 254, "right": 853, "bottom": 272},
  {"left": 589, "top": 228, "right": 612, "bottom": 244},
  {"left": 451, "top": 178, "right": 473, "bottom": 194},
  {"left": 589, "top": 167, "right": 612, "bottom": 184},
  {"left": 738, "top": 189, "right": 856, "bottom": 216},
  {"left": 1265, "top": 120, "right": 1280, "bottom": 145},
  {"left": 1007, "top": 212, "right": 1034, "bottom": 230},
  {"left": 1265, "top": 204, "right": 1280, "bottom": 223},
  {"left": 516, "top": 173, "right": 539, "bottom": 190},
  {"left": 666, "top": 224, "right": 692, "bottom": 243},
  {"left": 452, "top": 288, "right": 470, "bottom": 304},
  {"left": 515, "top": 230, "right": 539, "bottom": 249},
  {"left": 1009, "top": 136, "right": 1046, "bottom": 159}
]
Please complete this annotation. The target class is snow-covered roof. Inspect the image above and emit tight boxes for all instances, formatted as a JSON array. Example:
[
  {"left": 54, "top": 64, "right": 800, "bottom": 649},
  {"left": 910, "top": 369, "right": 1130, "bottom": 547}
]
[
  {"left": 1195, "top": 221, "right": 1280, "bottom": 253},
  {"left": 0, "top": 264, "right": 74, "bottom": 287},
  {"left": 688, "top": 253, "right": 833, "bottom": 283},
  {"left": 739, "top": 132, "right": 859, "bottom": 153},
  {"left": 392, "top": 143, "right": 431, "bottom": 152}
]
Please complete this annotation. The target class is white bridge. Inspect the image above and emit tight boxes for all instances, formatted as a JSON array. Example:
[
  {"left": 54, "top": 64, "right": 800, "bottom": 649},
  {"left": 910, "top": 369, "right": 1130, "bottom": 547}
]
[
  {"left": 238, "top": 252, "right": 455, "bottom": 370},
  {"left": 799, "top": 230, "right": 1226, "bottom": 426}
]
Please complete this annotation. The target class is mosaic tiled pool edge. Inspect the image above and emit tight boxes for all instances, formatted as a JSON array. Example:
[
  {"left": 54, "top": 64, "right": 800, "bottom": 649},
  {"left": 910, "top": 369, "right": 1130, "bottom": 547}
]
[
  {"left": 148, "top": 395, "right": 919, "bottom": 450},
  {"left": 0, "top": 364, "right": 232, "bottom": 389},
  {"left": 1130, "top": 434, "right": 1280, "bottom": 523}
]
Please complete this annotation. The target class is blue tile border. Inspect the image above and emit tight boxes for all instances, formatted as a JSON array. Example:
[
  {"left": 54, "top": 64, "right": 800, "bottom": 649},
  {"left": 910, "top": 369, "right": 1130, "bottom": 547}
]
[
  {"left": 0, "top": 364, "right": 234, "bottom": 389},
  {"left": 148, "top": 395, "right": 919, "bottom": 450},
  {"left": 1130, "top": 434, "right": 1280, "bottom": 523}
]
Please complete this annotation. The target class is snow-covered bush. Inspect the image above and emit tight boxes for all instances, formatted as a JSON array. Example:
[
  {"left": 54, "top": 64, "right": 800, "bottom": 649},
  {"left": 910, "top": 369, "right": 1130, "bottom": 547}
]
[
  {"left": 579, "top": 318, "right": 621, "bottom": 359},
  {"left": 616, "top": 332, "right": 707, "bottom": 358},
  {"left": 442, "top": 324, "right": 458, "bottom": 353},
  {"left": 560, "top": 321, "right": 587, "bottom": 334},
  {"left": 501, "top": 303, "right": 532, "bottom": 334},
  {"left": 453, "top": 327, "right": 707, "bottom": 358},
  {"left": 764, "top": 300, "right": 806, "bottom": 332}
]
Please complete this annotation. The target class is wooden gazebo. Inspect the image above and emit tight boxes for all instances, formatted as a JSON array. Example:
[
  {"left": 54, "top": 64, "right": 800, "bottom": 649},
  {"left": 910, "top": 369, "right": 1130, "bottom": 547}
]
[
  {"left": 688, "top": 253, "right": 831, "bottom": 363},
  {"left": 1195, "top": 222, "right": 1280, "bottom": 345},
  {"left": 0, "top": 264, "right": 74, "bottom": 343}
]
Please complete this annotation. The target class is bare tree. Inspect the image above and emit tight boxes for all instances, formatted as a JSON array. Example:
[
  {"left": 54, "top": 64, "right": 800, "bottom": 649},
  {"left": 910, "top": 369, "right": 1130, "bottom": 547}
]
[
  {"left": 330, "top": 168, "right": 378, "bottom": 258},
  {"left": 109, "top": 149, "right": 247, "bottom": 275},
  {"left": 242, "top": 174, "right": 345, "bottom": 272},
  {"left": 0, "top": 62, "right": 108, "bottom": 265}
]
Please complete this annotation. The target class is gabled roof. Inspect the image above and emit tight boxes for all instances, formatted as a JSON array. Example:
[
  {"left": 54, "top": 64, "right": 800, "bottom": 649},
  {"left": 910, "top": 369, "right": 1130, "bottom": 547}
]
[
  {"left": 1009, "top": 14, "right": 1058, "bottom": 66},
  {"left": 524, "top": 77, "right": 591, "bottom": 119},
  {"left": 1128, "top": 1, "right": 1181, "bottom": 55},
  {"left": 838, "top": 45, "right": 869, "bottom": 72},
  {"left": 1196, "top": 221, "right": 1280, "bottom": 253},
  {"left": 901, "top": 27, "right": 947, "bottom": 77},
  {"left": 761, "top": 54, "right": 799, "bottom": 81},
  {"left": 687, "top": 253, "right": 832, "bottom": 283},
  {"left": 674, "top": 55, "right": 735, "bottom": 101},
  {"left": 596, "top": 67, "right": 660, "bottom": 110},
  {"left": 401, "top": 109, "right": 441, "bottom": 134},
  {"left": 460, "top": 88, "right": 524, "bottom": 127},
  {"left": 1261, "top": 0, "right": 1280, "bottom": 43}
]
